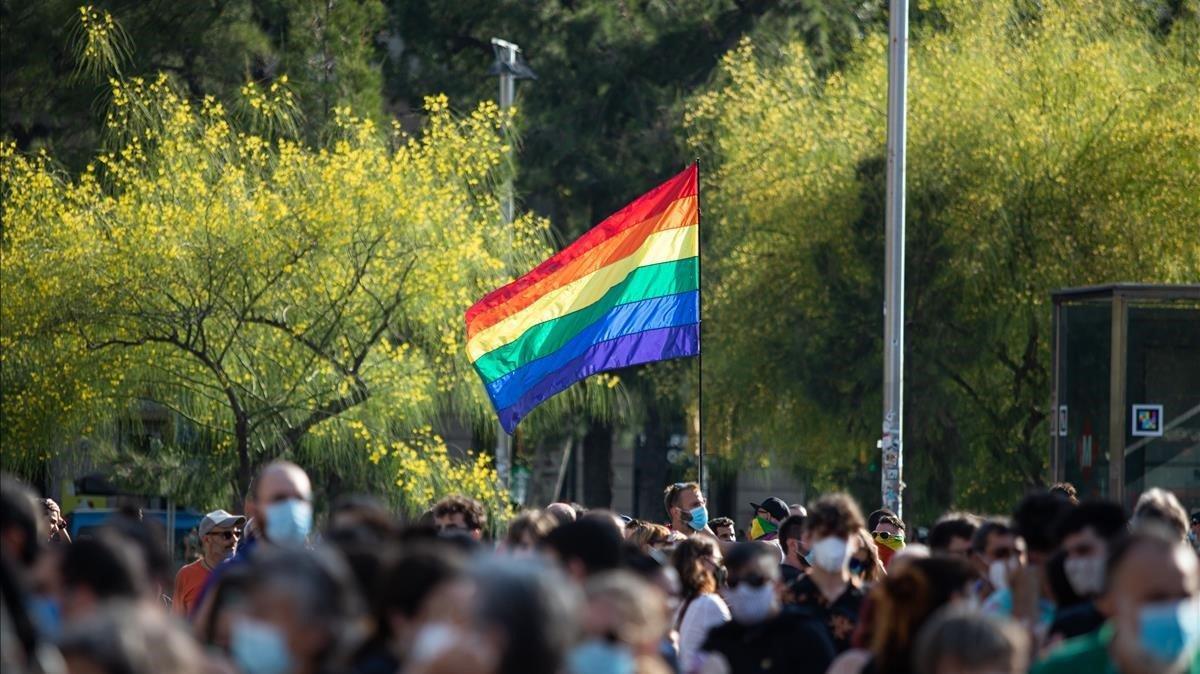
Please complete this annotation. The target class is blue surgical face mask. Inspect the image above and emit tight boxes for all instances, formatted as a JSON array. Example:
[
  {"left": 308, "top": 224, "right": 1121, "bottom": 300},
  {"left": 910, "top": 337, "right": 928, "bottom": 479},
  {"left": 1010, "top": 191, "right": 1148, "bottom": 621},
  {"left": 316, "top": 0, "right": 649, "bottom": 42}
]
[
  {"left": 231, "top": 617, "right": 293, "bottom": 674},
  {"left": 687, "top": 505, "right": 709, "bottom": 531},
  {"left": 264, "top": 498, "right": 312, "bottom": 545},
  {"left": 1139, "top": 597, "right": 1200, "bottom": 664},
  {"left": 28, "top": 595, "right": 62, "bottom": 640},
  {"left": 567, "top": 639, "right": 636, "bottom": 674}
]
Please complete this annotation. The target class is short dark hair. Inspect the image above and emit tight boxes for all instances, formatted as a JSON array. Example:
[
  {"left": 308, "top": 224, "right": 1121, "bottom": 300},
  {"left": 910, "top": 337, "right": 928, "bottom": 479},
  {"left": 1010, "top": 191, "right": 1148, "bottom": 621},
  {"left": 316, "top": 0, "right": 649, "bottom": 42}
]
[
  {"left": 0, "top": 474, "right": 41, "bottom": 565},
  {"left": 724, "top": 542, "right": 781, "bottom": 580},
  {"left": 1054, "top": 499, "right": 1127, "bottom": 543},
  {"left": 929, "top": 517, "right": 978, "bottom": 553},
  {"left": 779, "top": 515, "right": 806, "bottom": 553},
  {"left": 663, "top": 482, "right": 699, "bottom": 516},
  {"left": 102, "top": 513, "right": 172, "bottom": 591},
  {"left": 709, "top": 517, "right": 734, "bottom": 531},
  {"left": 61, "top": 535, "right": 148, "bottom": 601},
  {"left": 432, "top": 494, "right": 487, "bottom": 531},
  {"left": 506, "top": 510, "right": 557, "bottom": 547},
  {"left": 1013, "top": 492, "right": 1073, "bottom": 554},
  {"left": 381, "top": 543, "right": 467, "bottom": 618},
  {"left": 875, "top": 514, "right": 906, "bottom": 532},
  {"left": 867, "top": 508, "right": 898, "bottom": 532},
  {"left": 971, "top": 519, "right": 1012, "bottom": 554},
  {"left": 542, "top": 518, "right": 622, "bottom": 576},
  {"left": 804, "top": 493, "right": 865, "bottom": 538},
  {"left": 1049, "top": 482, "right": 1079, "bottom": 504}
]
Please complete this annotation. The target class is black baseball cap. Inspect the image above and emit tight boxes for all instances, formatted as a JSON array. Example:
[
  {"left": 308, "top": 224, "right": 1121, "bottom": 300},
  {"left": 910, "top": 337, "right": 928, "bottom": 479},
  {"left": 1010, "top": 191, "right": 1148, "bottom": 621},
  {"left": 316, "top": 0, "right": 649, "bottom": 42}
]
[{"left": 750, "top": 497, "right": 789, "bottom": 520}]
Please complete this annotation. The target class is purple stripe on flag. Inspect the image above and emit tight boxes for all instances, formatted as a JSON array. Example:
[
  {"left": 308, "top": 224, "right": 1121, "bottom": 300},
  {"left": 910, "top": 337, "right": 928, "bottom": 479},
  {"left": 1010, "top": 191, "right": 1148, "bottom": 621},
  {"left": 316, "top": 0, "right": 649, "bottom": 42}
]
[{"left": 496, "top": 323, "right": 700, "bottom": 433}]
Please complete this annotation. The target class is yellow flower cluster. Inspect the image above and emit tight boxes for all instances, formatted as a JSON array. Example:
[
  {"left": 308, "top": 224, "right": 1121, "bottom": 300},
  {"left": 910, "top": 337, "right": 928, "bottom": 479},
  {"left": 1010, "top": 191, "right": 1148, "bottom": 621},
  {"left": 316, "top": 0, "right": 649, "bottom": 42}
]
[
  {"left": 0, "top": 58, "right": 579, "bottom": 509},
  {"left": 684, "top": 0, "right": 1200, "bottom": 499}
]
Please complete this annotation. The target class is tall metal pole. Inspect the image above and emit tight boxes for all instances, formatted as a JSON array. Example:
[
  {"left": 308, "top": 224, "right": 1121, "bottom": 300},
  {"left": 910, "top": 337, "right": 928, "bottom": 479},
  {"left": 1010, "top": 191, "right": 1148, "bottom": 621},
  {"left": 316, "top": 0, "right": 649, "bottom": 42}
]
[
  {"left": 492, "top": 37, "right": 520, "bottom": 487},
  {"left": 695, "top": 162, "right": 704, "bottom": 493},
  {"left": 881, "top": 0, "right": 908, "bottom": 519}
]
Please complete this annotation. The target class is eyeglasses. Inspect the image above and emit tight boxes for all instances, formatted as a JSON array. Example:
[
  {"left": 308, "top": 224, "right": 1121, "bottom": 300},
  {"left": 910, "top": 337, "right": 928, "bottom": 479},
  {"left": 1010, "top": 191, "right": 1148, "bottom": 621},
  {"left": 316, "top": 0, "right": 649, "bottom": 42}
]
[{"left": 206, "top": 530, "right": 240, "bottom": 541}]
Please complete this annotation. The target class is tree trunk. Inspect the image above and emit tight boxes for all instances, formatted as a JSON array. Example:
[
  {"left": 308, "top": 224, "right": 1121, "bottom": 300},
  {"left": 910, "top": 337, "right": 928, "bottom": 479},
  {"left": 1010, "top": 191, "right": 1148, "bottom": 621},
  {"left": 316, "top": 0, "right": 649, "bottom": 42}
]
[
  {"left": 235, "top": 412, "right": 252, "bottom": 507},
  {"left": 635, "top": 405, "right": 673, "bottom": 522},
  {"left": 582, "top": 421, "right": 613, "bottom": 508}
]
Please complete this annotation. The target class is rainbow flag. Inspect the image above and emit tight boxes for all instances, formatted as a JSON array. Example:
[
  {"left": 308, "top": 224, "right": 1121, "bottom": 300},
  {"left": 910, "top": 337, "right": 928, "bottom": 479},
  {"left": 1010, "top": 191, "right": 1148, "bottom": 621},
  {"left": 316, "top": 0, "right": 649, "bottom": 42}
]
[{"left": 466, "top": 164, "right": 700, "bottom": 433}]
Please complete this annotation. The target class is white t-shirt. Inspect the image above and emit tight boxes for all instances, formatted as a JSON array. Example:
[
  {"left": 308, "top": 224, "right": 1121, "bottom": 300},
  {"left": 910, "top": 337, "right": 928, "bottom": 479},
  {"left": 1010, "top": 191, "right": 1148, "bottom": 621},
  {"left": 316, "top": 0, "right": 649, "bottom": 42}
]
[{"left": 675, "top": 592, "right": 731, "bottom": 674}]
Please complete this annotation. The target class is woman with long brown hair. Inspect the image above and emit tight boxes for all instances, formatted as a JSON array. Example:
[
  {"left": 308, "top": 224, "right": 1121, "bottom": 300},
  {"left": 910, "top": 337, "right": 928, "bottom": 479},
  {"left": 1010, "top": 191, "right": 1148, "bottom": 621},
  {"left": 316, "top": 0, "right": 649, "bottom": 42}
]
[
  {"left": 670, "top": 536, "right": 729, "bottom": 673},
  {"left": 828, "top": 556, "right": 975, "bottom": 674}
]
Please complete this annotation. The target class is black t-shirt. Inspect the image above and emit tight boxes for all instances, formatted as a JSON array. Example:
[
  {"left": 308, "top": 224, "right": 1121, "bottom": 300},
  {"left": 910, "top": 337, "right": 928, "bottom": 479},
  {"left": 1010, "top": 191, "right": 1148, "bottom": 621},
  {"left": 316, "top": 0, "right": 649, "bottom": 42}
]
[
  {"left": 700, "top": 607, "right": 837, "bottom": 674},
  {"left": 780, "top": 563, "right": 804, "bottom": 585},
  {"left": 1049, "top": 600, "right": 1106, "bottom": 641},
  {"left": 786, "top": 574, "right": 864, "bottom": 653}
]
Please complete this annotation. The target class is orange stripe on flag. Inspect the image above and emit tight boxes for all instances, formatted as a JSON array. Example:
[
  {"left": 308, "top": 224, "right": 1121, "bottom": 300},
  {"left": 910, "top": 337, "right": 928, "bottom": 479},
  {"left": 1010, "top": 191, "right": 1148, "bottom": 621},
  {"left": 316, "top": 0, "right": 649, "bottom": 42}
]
[{"left": 466, "top": 196, "right": 697, "bottom": 339}]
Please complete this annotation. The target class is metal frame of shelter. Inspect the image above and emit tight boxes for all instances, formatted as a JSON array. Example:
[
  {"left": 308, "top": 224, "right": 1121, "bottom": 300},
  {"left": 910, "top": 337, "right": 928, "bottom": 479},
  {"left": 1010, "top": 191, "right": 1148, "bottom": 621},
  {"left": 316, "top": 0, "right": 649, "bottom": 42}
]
[{"left": 1049, "top": 283, "right": 1200, "bottom": 505}]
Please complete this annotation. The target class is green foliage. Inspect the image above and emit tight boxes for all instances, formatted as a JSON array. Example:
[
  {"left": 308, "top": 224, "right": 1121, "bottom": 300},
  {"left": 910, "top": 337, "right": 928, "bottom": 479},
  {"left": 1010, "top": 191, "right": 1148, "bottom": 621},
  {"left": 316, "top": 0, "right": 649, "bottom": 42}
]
[
  {"left": 1, "top": 10, "right": 614, "bottom": 519},
  {"left": 687, "top": 0, "right": 1200, "bottom": 520},
  {"left": 1, "top": 0, "right": 387, "bottom": 165}
]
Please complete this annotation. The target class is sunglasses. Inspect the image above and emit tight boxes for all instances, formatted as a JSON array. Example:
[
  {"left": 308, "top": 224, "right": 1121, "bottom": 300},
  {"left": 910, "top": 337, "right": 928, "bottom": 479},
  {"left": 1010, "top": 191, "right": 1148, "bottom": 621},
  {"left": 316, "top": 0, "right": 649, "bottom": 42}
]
[
  {"left": 727, "top": 574, "right": 769, "bottom": 589},
  {"left": 206, "top": 530, "right": 240, "bottom": 541}
]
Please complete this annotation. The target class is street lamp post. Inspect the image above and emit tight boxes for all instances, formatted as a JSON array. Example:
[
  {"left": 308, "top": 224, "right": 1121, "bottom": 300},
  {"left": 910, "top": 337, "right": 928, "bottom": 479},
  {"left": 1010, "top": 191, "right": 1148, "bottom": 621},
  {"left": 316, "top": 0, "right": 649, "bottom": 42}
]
[
  {"left": 489, "top": 37, "right": 536, "bottom": 488},
  {"left": 881, "top": 0, "right": 908, "bottom": 518}
]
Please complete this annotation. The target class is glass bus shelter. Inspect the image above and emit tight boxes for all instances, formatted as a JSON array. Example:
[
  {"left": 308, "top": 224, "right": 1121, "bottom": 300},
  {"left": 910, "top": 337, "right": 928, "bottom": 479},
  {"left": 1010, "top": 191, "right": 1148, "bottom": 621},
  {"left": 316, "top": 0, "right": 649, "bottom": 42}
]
[{"left": 1050, "top": 284, "right": 1200, "bottom": 512}]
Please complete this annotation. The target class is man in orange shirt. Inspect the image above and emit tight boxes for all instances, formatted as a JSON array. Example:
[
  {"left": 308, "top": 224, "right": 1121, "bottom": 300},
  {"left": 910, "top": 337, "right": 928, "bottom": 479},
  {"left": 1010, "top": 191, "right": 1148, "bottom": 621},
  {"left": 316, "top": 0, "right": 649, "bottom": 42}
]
[{"left": 173, "top": 509, "right": 244, "bottom": 617}]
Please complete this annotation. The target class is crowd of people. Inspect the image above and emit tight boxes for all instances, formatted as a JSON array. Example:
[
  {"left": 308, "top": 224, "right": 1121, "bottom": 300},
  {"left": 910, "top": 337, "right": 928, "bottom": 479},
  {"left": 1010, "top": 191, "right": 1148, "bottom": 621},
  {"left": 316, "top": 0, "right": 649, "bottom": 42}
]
[{"left": 2, "top": 465, "right": 1198, "bottom": 674}]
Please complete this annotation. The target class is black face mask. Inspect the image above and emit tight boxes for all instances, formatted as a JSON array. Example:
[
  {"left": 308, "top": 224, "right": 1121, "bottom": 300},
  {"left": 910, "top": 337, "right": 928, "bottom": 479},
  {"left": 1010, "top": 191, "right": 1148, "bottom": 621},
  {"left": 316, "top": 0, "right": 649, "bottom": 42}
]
[
  {"left": 848, "top": 558, "right": 865, "bottom": 577},
  {"left": 714, "top": 564, "right": 728, "bottom": 588}
]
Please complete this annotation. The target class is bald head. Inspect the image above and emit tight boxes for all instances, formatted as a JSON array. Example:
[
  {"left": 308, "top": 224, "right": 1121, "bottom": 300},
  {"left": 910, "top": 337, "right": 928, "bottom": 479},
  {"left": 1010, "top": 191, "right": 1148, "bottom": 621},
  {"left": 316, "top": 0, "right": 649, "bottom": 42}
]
[
  {"left": 250, "top": 462, "right": 313, "bottom": 545},
  {"left": 546, "top": 503, "right": 577, "bottom": 527},
  {"left": 255, "top": 461, "right": 312, "bottom": 506},
  {"left": 1104, "top": 533, "right": 1199, "bottom": 613}
]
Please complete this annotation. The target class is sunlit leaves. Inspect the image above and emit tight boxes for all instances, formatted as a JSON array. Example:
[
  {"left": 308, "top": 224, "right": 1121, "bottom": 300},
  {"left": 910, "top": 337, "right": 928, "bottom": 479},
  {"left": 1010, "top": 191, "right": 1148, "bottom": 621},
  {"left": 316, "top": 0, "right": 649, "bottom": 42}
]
[
  {"left": 686, "top": 0, "right": 1199, "bottom": 515},
  {"left": 1, "top": 64, "right": 612, "bottom": 520}
]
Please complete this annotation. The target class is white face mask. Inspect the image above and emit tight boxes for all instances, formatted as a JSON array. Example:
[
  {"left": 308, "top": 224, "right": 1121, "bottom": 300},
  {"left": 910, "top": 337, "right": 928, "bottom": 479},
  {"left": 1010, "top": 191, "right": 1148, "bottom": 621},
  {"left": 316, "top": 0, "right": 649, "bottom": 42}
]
[
  {"left": 409, "top": 623, "right": 462, "bottom": 664},
  {"left": 1063, "top": 555, "right": 1106, "bottom": 597},
  {"left": 988, "top": 558, "right": 1017, "bottom": 591},
  {"left": 726, "top": 582, "right": 776, "bottom": 625},
  {"left": 809, "top": 536, "right": 850, "bottom": 573}
]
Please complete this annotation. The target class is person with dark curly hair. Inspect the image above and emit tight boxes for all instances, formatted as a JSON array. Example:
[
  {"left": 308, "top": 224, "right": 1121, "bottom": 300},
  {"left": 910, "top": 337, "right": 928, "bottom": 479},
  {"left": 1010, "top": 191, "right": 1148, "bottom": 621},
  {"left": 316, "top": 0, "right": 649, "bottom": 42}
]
[
  {"left": 432, "top": 494, "right": 487, "bottom": 541},
  {"left": 787, "top": 493, "right": 867, "bottom": 653}
]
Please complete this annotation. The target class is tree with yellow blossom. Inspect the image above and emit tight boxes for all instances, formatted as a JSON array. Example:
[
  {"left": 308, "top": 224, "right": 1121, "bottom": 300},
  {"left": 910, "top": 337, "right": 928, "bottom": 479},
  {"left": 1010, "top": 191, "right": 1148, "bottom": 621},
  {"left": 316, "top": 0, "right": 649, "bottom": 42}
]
[
  {"left": 1, "top": 8, "right": 616, "bottom": 520},
  {"left": 686, "top": 0, "right": 1199, "bottom": 519}
]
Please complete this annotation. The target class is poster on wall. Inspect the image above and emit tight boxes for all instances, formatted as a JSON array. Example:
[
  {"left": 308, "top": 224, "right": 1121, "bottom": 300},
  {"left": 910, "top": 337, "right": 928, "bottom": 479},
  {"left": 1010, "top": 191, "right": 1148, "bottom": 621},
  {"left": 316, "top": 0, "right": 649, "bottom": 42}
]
[{"left": 1131, "top": 404, "right": 1164, "bottom": 437}]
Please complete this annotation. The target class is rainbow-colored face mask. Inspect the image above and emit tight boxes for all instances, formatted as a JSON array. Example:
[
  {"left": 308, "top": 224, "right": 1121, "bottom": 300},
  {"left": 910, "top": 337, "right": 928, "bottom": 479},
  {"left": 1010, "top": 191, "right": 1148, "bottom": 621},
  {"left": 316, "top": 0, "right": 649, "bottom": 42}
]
[
  {"left": 874, "top": 531, "right": 905, "bottom": 566},
  {"left": 749, "top": 515, "right": 778, "bottom": 540},
  {"left": 874, "top": 531, "right": 905, "bottom": 551}
]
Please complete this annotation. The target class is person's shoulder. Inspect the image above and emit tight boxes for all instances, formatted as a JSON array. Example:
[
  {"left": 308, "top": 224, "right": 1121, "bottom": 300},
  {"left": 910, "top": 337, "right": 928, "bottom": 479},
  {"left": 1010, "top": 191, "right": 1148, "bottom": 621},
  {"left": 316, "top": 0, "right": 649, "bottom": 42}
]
[
  {"left": 1030, "top": 629, "right": 1110, "bottom": 674},
  {"left": 773, "top": 609, "right": 837, "bottom": 642},
  {"left": 826, "top": 649, "right": 871, "bottom": 674},
  {"left": 780, "top": 563, "right": 802, "bottom": 582},
  {"left": 703, "top": 619, "right": 746, "bottom": 644},
  {"left": 790, "top": 572, "right": 817, "bottom": 591},
  {"left": 176, "top": 558, "right": 204, "bottom": 578},
  {"left": 692, "top": 592, "right": 729, "bottom": 613},
  {"left": 982, "top": 587, "right": 1013, "bottom": 615}
]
